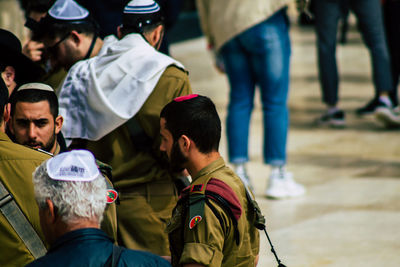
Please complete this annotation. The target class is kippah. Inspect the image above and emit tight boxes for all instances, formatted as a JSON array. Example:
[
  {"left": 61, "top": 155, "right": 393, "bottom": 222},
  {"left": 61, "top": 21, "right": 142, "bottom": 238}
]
[
  {"left": 174, "top": 94, "right": 199, "bottom": 102},
  {"left": 124, "top": 0, "right": 160, "bottom": 14},
  {"left": 46, "top": 150, "right": 100, "bottom": 182},
  {"left": 17, "top": 83, "right": 54, "bottom": 92},
  {"left": 48, "top": 0, "right": 89, "bottom": 21}
]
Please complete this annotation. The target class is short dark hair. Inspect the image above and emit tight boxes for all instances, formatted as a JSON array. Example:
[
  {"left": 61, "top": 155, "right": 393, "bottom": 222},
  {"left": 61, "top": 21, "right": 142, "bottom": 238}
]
[
  {"left": 160, "top": 95, "right": 221, "bottom": 154},
  {"left": 0, "top": 78, "right": 8, "bottom": 124},
  {"left": 10, "top": 89, "right": 59, "bottom": 119},
  {"left": 119, "top": 21, "right": 163, "bottom": 38}
]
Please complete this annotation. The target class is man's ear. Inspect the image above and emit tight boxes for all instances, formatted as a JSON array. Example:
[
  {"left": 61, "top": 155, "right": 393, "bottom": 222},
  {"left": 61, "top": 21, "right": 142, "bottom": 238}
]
[
  {"left": 117, "top": 25, "right": 123, "bottom": 39},
  {"left": 4, "top": 103, "right": 10, "bottom": 124},
  {"left": 54, "top": 115, "right": 63, "bottom": 135},
  {"left": 146, "top": 25, "right": 164, "bottom": 49},
  {"left": 179, "top": 135, "right": 191, "bottom": 154},
  {"left": 1, "top": 66, "right": 17, "bottom": 96},
  {"left": 69, "top": 30, "right": 82, "bottom": 47},
  {"left": 45, "top": 198, "right": 57, "bottom": 223}
]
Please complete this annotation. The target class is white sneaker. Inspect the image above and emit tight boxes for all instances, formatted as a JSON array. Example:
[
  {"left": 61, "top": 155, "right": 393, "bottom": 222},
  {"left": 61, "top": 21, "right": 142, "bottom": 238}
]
[
  {"left": 234, "top": 164, "right": 253, "bottom": 191},
  {"left": 375, "top": 106, "right": 400, "bottom": 128},
  {"left": 265, "top": 169, "right": 305, "bottom": 199}
]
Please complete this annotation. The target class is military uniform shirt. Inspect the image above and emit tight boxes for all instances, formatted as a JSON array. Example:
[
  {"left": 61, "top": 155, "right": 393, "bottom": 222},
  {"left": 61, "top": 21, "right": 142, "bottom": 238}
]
[
  {"left": 0, "top": 131, "right": 51, "bottom": 266},
  {"left": 168, "top": 157, "right": 260, "bottom": 267}
]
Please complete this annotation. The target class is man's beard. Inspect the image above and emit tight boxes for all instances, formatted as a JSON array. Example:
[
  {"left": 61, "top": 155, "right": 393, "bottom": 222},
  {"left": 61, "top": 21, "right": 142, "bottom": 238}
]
[
  {"left": 24, "top": 132, "right": 56, "bottom": 153},
  {"left": 169, "top": 140, "right": 188, "bottom": 173}
]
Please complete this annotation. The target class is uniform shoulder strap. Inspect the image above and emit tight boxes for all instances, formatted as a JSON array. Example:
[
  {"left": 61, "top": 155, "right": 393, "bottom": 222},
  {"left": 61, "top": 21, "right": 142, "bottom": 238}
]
[{"left": 0, "top": 179, "right": 47, "bottom": 259}]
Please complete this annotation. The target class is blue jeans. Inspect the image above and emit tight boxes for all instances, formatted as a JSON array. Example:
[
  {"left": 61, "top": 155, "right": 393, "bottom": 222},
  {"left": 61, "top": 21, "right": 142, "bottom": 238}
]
[
  {"left": 220, "top": 9, "right": 291, "bottom": 166},
  {"left": 314, "top": 0, "right": 393, "bottom": 106}
]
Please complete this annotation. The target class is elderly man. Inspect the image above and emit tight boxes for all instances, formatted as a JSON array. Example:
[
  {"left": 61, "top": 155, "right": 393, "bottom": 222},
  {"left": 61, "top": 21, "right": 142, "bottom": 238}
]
[
  {"left": 27, "top": 150, "right": 171, "bottom": 266},
  {"left": 35, "top": 0, "right": 192, "bottom": 255},
  {"left": 160, "top": 95, "right": 260, "bottom": 267},
  {"left": 0, "top": 76, "right": 50, "bottom": 266}
]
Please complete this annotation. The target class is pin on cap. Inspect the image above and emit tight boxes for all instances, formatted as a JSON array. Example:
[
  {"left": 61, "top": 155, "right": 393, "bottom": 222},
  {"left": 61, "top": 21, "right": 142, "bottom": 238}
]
[
  {"left": 124, "top": 0, "right": 160, "bottom": 14},
  {"left": 46, "top": 150, "right": 100, "bottom": 182},
  {"left": 17, "top": 83, "right": 54, "bottom": 92},
  {"left": 174, "top": 94, "right": 199, "bottom": 102},
  {"left": 48, "top": 0, "right": 89, "bottom": 21}
]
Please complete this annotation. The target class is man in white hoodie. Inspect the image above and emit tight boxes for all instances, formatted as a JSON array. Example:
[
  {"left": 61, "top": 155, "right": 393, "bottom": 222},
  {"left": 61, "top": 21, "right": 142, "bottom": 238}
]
[{"left": 37, "top": 0, "right": 192, "bottom": 256}]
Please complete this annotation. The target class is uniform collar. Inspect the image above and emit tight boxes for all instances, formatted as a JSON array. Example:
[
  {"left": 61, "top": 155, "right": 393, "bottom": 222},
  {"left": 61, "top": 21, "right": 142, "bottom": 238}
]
[
  {"left": 49, "top": 228, "right": 111, "bottom": 253},
  {"left": 192, "top": 157, "right": 226, "bottom": 182},
  {"left": 0, "top": 131, "right": 12, "bottom": 142},
  {"left": 53, "top": 142, "right": 61, "bottom": 155}
]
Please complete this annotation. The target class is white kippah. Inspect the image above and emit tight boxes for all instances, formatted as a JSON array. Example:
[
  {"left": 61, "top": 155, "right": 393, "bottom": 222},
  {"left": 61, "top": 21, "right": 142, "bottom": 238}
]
[
  {"left": 124, "top": 0, "right": 160, "bottom": 14},
  {"left": 17, "top": 83, "right": 54, "bottom": 92},
  {"left": 49, "top": 0, "right": 89, "bottom": 21},
  {"left": 46, "top": 150, "right": 100, "bottom": 182}
]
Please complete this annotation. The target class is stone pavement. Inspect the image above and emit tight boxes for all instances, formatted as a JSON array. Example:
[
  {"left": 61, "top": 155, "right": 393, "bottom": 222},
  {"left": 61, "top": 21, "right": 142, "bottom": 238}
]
[{"left": 170, "top": 21, "right": 400, "bottom": 267}]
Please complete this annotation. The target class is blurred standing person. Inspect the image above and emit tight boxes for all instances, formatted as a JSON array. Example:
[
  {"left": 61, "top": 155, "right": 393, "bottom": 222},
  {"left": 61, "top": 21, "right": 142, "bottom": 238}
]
[
  {"left": 375, "top": 0, "right": 400, "bottom": 128},
  {"left": 196, "top": 0, "right": 305, "bottom": 198},
  {"left": 313, "top": 0, "right": 394, "bottom": 126}
]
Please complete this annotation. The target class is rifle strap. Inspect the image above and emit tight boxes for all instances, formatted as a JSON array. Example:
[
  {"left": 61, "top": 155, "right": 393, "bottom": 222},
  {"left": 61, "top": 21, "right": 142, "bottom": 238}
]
[{"left": 0, "top": 180, "right": 47, "bottom": 259}]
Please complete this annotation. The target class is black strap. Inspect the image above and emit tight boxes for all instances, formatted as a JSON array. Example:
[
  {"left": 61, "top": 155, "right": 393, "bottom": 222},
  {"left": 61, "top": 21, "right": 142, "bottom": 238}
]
[
  {"left": 205, "top": 191, "right": 240, "bottom": 245},
  {"left": 84, "top": 32, "right": 98, "bottom": 60},
  {"left": 106, "top": 245, "right": 125, "bottom": 267}
]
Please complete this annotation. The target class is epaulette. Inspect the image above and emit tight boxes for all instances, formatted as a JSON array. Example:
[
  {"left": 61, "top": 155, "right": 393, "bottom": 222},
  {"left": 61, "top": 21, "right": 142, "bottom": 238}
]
[
  {"left": 95, "top": 160, "right": 118, "bottom": 205},
  {"left": 183, "top": 177, "right": 242, "bottom": 245}
]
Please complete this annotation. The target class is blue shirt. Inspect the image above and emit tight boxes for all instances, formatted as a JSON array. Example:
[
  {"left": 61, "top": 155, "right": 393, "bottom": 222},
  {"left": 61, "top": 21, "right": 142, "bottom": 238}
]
[{"left": 26, "top": 228, "right": 171, "bottom": 267}]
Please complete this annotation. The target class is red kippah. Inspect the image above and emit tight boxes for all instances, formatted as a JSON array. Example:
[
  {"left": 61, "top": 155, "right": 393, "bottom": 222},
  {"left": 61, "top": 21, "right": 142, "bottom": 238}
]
[{"left": 174, "top": 94, "right": 199, "bottom": 102}]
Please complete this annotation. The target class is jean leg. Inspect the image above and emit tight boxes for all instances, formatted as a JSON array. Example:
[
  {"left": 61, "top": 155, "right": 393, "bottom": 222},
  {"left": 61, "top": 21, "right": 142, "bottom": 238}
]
[
  {"left": 220, "top": 37, "right": 256, "bottom": 164},
  {"left": 314, "top": 0, "right": 342, "bottom": 106},
  {"left": 383, "top": 1, "right": 400, "bottom": 105},
  {"left": 351, "top": 0, "right": 393, "bottom": 94},
  {"left": 237, "top": 9, "right": 290, "bottom": 165}
]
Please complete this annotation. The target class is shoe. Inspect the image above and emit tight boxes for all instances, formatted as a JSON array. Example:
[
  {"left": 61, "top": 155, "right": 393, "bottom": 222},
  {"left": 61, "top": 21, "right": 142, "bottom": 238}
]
[
  {"left": 234, "top": 164, "right": 253, "bottom": 191},
  {"left": 356, "top": 98, "right": 391, "bottom": 116},
  {"left": 375, "top": 106, "right": 400, "bottom": 128},
  {"left": 265, "top": 169, "right": 305, "bottom": 199},
  {"left": 315, "top": 110, "right": 345, "bottom": 127}
]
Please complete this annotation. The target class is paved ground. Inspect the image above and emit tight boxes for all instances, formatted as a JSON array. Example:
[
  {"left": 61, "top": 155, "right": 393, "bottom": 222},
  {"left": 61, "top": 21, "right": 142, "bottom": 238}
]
[{"left": 170, "top": 20, "right": 400, "bottom": 267}]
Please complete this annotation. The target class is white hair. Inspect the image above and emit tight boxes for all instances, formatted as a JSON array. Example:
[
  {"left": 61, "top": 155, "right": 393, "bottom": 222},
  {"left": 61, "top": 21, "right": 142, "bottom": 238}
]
[{"left": 33, "top": 159, "right": 107, "bottom": 225}]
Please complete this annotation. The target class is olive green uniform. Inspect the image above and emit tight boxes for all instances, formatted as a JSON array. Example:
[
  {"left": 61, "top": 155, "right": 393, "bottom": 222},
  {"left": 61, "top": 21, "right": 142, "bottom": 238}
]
[
  {"left": 79, "top": 65, "right": 192, "bottom": 255},
  {"left": 0, "top": 131, "right": 51, "bottom": 267},
  {"left": 168, "top": 157, "right": 260, "bottom": 267}
]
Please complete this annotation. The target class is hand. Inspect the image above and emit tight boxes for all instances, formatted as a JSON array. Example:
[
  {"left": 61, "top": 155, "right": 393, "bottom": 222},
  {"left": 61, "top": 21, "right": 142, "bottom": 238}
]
[{"left": 22, "top": 40, "right": 45, "bottom": 62}]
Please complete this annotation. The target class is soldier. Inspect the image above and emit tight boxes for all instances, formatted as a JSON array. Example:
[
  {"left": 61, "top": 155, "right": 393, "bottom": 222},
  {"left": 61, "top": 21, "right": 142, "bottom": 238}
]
[
  {"left": 160, "top": 94, "right": 260, "bottom": 266},
  {"left": 27, "top": 150, "right": 171, "bottom": 267},
  {"left": 8, "top": 82, "right": 118, "bottom": 244},
  {"left": 37, "top": 0, "right": 192, "bottom": 255},
  {"left": 0, "top": 76, "right": 50, "bottom": 266},
  {"left": 9, "top": 83, "right": 64, "bottom": 154}
]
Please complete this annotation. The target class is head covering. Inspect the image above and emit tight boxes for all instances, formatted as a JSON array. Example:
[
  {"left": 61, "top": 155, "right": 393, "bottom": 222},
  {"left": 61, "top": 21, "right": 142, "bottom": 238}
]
[
  {"left": 17, "top": 82, "right": 54, "bottom": 92},
  {"left": 48, "top": 0, "right": 89, "bottom": 21},
  {"left": 122, "top": 0, "right": 164, "bottom": 33},
  {"left": 0, "top": 29, "right": 44, "bottom": 84},
  {"left": 46, "top": 150, "right": 100, "bottom": 182},
  {"left": 31, "top": 0, "right": 93, "bottom": 37}
]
